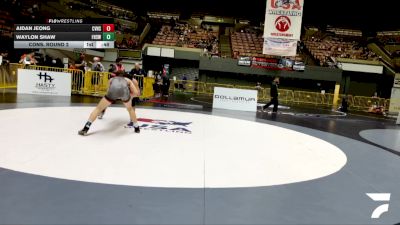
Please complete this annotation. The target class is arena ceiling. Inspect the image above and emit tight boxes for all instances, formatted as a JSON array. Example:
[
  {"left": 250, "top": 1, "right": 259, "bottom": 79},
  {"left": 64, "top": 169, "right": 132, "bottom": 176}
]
[{"left": 106, "top": 0, "right": 399, "bottom": 30}]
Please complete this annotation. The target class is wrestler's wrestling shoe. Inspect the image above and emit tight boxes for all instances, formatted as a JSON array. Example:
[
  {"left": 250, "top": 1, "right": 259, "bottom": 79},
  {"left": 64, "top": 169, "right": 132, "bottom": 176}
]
[
  {"left": 125, "top": 122, "right": 140, "bottom": 133},
  {"left": 78, "top": 128, "right": 89, "bottom": 136},
  {"left": 134, "top": 126, "right": 140, "bottom": 133}
]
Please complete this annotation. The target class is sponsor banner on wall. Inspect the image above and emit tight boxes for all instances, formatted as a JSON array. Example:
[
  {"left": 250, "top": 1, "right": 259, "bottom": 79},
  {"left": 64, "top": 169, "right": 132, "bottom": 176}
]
[
  {"left": 237, "top": 56, "right": 252, "bottom": 66},
  {"left": 213, "top": 87, "right": 258, "bottom": 112},
  {"left": 263, "top": 38, "right": 298, "bottom": 56},
  {"left": 264, "top": 0, "right": 304, "bottom": 40},
  {"left": 389, "top": 87, "right": 400, "bottom": 114},
  {"left": 394, "top": 73, "right": 400, "bottom": 88},
  {"left": 17, "top": 69, "right": 71, "bottom": 96},
  {"left": 251, "top": 57, "right": 287, "bottom": 70},
  {"left": 397, "top": 111, "right": 400, "bottom": 125},
  {"left": 236, "top": 56, "right": 305, "bottom": 71},
  {"left": 251, "top": 57, "right": 292, "bottom": 70},
  {"left": 336, "top": 62, "right": 384, "bottom": 74}
]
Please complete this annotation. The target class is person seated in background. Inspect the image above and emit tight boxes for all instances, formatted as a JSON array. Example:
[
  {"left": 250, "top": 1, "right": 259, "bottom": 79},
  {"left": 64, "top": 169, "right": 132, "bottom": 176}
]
[
  {"left": 69, "top": 61, "right": 77, "bottom": 69},
  {"left": 120, "top": 38, "right": 128, "bottom": 48},
  {"left": 127, "top": 37, "right": 135, "bottom": 48},
  {"left": 44, "top": 55, "right": 53, "bottom": 67},
  {"left": 368, "top": 104, "right": 384, "bottom": 115},
  {"left": 368, "top": 95, "right": 385, "bottom": 115},
  {"left": 182, "top": 75, "right": 188, "bottom": 90},
  {"left": 55, "top": 58, "right": 64, "bottom": 68},
  {"left": 130, "top": 63, "right": 146, "bottom": 77},
  {"left": 19, "top": 51, "right": 37, "bottom": 66}
]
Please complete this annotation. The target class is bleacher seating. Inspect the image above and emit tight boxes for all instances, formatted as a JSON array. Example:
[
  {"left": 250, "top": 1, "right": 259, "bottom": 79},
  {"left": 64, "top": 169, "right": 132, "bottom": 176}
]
[
  {"left": 377, "top": 31, "right": 400, "bottom": 45},
  {"left": 147, "top": 11, "right": 180, "bottom": 20},
  {"left": 304, "top": 36, "right": 378, "bottom": 66},
  {"left": 1, "top": 0, "right": 41, "bottom": 39},
  {"left": 116, "top": 34, "right": 140, "bottom": 49},
  {"left": 376, "top": 31, "right": 400, "bottom": 57},
  {"left": 0, "top": 10, "right": 13, "bottom": 38},
  {"left": 231, "top": 31, "right": 264, "bottom": 58},
  {"left": 152, "top": 24, "right": 219, "bottom": 54}
]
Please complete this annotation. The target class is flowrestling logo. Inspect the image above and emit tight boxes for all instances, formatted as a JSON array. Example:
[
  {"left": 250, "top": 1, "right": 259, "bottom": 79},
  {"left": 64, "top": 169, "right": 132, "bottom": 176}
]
[
  {"left": 138, "top": 118, "right": 192, "bottom": 134},
  {"left": 366, "top": 193, "right": 391, "bottom": 219}
]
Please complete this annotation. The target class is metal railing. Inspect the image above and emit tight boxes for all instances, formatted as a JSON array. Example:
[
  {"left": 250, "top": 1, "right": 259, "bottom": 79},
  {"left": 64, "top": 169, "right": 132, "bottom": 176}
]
[
  {"left": 3, "top": 64, "right": 393, "bottom": 111},
  {"left": 352, "top": 96, "right": 387, "bottom": 111},
  {"left": 0, "top": 63, "right": 23, "bottom": 88},
  {"left": 82, "top": 71, "right": 111, "bottom": 95}
]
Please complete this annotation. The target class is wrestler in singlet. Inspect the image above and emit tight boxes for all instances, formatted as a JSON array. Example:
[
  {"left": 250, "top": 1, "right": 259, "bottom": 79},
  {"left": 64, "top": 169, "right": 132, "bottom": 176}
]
[
  {"left": 78, "top": 72, "right": 140, "bottom": 136},
  {"left": 105, "top": 76, "right": 131, "bottom": 103}
]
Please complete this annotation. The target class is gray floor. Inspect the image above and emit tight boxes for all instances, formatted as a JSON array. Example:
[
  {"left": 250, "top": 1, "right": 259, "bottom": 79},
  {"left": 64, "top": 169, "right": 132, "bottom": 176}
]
[
  {"left": 1, "top": 94, "right": 400, "bottom": 224},
  {"left": 360, "top": 129, "right": 400, "bottom": 152}
]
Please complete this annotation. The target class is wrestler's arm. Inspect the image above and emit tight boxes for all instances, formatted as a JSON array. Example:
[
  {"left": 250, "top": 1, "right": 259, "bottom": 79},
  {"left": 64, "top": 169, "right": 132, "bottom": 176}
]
[
  {"left": 131, "top": 78, "right": 141, "bottom": 96},
  {"left": 126, "top": 78, "right": 139, "bottom": 97}
]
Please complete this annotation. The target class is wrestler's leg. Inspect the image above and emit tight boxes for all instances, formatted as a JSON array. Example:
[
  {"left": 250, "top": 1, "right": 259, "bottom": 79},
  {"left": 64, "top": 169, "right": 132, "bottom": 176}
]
[
  {"left": 78, "top": 97, "right": 112, "bottom": 135},
  {"left": 123, "top": 99, "right": 140, "bottom": 133}
]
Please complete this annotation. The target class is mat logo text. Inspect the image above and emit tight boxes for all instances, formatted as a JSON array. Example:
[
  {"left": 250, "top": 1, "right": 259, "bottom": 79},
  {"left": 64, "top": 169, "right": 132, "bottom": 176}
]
[{"left": 138, "top": 118, "right": 192, "bottom": 134}]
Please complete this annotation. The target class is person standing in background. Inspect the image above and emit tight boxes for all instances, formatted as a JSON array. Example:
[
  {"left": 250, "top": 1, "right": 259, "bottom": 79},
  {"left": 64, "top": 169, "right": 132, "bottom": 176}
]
[
  {"left": 19, "top": 51, "right": 37, "bottom": 67},
  {"left": 74, "top": 54, "right": 87, "bottom": 91},
  {"left": 0, "top": 51, "right": 9, "bottom": 66},
  {"left": 161, "top": 73, "right": 170, "bottom": 98},
  {"left": 194, "top": 76, "right": 199, "bottom": 92},
  {"left": 75, "top": 54, "right": 87, "bottom": 72},
  {"left": 255, "top": 82, "right": 262, "bottom": 90},
  {"left": 0, "top": 51, "right": 10, "bottom": 84},
  {"left": 90, "top": 57, "right": 105, "bottom": 94},
  {"left": 91, "top": 57, "right": 105, "bottom": 72},
  {"left": 263, "top": 77, "right": 280, "bottom": 113},
  {"left": 182, "top": 74, "right": 187, "bottom": 90},
  {"left": 114, "top": 58, "right": 125, "bottom": 73},
  {"left": 153, "top": 72, "right": 162, "bottom": 97},
  {"left": 339, "top": 95, "right": 349, "bottom": 113}
]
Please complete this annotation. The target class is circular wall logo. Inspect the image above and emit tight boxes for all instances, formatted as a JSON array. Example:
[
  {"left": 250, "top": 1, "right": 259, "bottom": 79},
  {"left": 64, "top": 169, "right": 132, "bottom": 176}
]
[{"left": 275, "top": 16, "right": 291, "bottom": 32}]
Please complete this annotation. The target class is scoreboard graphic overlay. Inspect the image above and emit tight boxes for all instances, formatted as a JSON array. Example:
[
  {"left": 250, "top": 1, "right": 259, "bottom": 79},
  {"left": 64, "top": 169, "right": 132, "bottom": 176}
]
[{"left": 14, "top": 19, "right": 115, "bottom": 49}]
